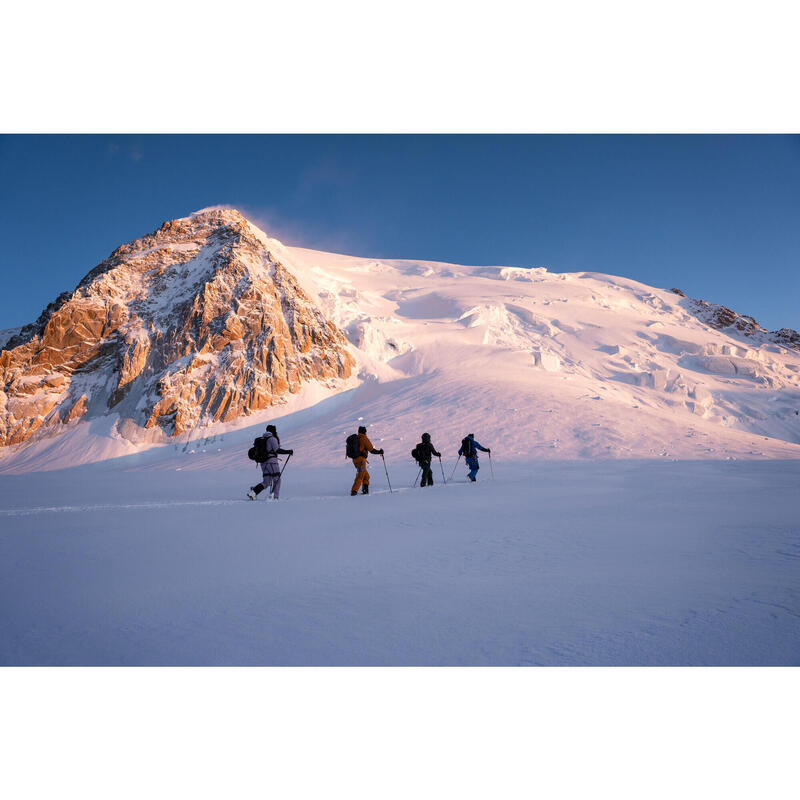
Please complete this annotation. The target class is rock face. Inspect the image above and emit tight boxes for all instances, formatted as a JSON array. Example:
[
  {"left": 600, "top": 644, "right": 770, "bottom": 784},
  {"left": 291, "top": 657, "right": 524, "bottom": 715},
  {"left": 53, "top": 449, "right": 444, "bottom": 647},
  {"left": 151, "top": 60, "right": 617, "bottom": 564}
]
[
  {"left": 0, "top": 209, "right": 355, "bottom": 447},
  {"left": 671, "top": 288, "right": 800, "bottom": 350}
]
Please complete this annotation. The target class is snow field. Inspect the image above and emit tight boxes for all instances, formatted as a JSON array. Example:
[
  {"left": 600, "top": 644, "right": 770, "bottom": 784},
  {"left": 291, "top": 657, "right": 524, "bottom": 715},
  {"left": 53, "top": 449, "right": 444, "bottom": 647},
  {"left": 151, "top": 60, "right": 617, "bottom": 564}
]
[{"left": 2, "top": 457, "right": 798, "bottom": 665}]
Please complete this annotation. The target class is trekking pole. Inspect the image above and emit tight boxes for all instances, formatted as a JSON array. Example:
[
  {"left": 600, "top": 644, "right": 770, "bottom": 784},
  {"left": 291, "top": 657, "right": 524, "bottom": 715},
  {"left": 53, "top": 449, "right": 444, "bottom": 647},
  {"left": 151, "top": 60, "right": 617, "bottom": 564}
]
[
  {"left": 488, "top": 451, "right": 494, "bottom": 480},
  {"left": 381, "top": 453, "right": 393, "bottom": 494},
  {"left": 413, "top": 467, "right": 421, "bottom": 488},
  {"left": 449, "top": 454, "right": 461, "bottom": 481},
  {"left": 438, "top": 456, "right": 447, "bottom": 485}
]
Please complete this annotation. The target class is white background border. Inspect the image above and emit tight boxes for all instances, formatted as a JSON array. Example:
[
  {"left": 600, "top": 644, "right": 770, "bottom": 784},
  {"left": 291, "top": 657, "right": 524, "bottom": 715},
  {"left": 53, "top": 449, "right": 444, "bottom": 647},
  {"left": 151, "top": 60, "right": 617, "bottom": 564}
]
[
  {"left": 2, "top": 1, "right": 798, "bottom": 797},
  {"left": 2, "top": 668, "right": 798, "bottom": 798},
  {"left": 3, "top": 1, "right": 800, "bottom": 132}
]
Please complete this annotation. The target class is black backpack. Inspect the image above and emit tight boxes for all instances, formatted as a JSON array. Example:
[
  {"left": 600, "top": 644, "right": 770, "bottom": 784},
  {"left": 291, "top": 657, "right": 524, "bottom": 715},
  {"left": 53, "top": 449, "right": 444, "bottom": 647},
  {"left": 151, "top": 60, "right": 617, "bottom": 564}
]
[
  {"left": 249, "top": 435, "right": 274, "bottom": 463},
  {"left": 411, "top": 446, "right": 419, "bottom": 462},
  {"left": 461, "top": 436, "right": 475, "bottom": 458},
  {"left": 346, "top": 433, "right": 361, "bottom": 459}
]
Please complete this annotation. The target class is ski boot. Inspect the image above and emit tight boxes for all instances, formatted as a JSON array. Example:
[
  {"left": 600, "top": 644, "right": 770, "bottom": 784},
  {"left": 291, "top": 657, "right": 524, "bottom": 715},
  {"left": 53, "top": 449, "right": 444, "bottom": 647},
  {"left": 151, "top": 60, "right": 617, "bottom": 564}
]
[
  {"left": 350, "top": 489, "right": 358, "bottom": 496},
  {"left": 361, "top": 485, "right": 369, "bottom": 495}
]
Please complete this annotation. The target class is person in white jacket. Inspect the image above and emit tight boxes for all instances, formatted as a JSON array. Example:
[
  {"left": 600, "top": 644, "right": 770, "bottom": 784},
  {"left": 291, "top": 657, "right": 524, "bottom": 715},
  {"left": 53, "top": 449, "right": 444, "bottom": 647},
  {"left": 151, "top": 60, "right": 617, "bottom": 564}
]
[{"left": 247, "top": 424, "right": 293, "bottom": 500}]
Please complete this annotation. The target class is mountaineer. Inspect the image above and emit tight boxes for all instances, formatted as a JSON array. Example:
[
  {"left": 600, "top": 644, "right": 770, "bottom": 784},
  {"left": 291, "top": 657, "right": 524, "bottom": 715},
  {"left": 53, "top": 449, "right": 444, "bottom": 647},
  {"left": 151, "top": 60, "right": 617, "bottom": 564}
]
[
  {"left": 458, "top": 433, "right": 490, "bottom": 482},
  {"left": 346, "top": 425, "right": 384, "bottom": 496},
  {"left": 247, "top": 424, "right": 293, "bottom": 500},
  {"left": 412, "top": 432, "right": 442, "bottom": 487}
]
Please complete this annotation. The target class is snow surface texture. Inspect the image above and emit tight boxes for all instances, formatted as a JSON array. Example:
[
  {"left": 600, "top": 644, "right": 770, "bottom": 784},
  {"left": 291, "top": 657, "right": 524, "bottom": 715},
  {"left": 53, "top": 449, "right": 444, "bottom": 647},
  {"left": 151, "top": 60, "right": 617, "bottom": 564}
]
[{"left": 1, "top": 456, "right": 798, "bottom": 665}]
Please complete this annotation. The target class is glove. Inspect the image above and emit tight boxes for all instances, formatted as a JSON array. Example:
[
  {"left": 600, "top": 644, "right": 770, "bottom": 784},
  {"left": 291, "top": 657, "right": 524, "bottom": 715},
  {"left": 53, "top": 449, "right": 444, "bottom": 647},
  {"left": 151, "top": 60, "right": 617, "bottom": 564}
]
[
  {"left": 487, "top": 448, "right": 491, "bottom": 454},
  {"left": 379, "top": 449, "right": 385, "bottom": 455},
  {"left": 288, "top": 449, "right": 294, "bottom": 455}
]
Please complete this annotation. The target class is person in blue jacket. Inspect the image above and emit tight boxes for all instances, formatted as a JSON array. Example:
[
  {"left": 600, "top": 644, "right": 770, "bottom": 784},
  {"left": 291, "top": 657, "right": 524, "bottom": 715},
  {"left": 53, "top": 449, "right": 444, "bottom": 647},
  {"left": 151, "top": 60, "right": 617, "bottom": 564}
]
[{"left": 458, "top": 433, "right": 490, "bottom": 482}]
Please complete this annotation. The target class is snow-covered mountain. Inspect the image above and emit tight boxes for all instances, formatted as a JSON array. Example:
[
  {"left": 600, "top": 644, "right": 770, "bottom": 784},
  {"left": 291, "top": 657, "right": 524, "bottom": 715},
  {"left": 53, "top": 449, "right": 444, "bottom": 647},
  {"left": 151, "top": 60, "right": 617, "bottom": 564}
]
[
  {"left": 2, "top": 208, "right": 800, "bottom": 471},
  {"left": 0, "top": 209, "right": 355, "bottom": 451}
]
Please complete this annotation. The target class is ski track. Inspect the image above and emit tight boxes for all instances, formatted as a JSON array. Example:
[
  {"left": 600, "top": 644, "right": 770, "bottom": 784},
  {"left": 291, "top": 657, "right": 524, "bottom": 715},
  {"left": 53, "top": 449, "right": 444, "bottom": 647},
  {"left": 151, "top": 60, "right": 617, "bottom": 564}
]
[
  {"left": 0, "top": 486, "right": 423, "bottom": 516},
  {"left": 0, "top": 480, "right": 479, "bottom": 516}
]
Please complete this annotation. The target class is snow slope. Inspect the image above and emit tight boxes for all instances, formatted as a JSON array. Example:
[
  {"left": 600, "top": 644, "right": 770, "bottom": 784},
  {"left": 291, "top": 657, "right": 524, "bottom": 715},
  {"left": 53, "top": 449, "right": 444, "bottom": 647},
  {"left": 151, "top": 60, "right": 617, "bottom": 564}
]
[{"left": 2, "top": 213, "right": 800, "bottom": 473}]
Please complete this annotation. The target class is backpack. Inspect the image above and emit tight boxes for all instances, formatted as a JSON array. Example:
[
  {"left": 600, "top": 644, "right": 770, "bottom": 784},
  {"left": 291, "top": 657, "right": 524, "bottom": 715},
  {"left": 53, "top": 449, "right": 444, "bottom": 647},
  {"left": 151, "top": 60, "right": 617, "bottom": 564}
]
[
  {"left": 461, "top": 436, "right": 475, "bottom": 458},
  {"left": 411, "top": 446, "right": 419, "bottom": 462},
  {"left": 250, "top": 435, "right": 275, "bottom": 463},
  {"left": 346, "top": 433, "right": 361, "bottom": 459}
]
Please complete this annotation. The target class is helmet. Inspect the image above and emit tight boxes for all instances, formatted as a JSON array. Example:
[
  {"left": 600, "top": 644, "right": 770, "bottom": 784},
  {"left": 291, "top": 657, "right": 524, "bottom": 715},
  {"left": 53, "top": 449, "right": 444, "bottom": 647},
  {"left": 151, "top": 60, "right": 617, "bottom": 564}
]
[
  {"left": 358, "top": 425, "right": 367, "bottom": 434},
  {"left": 421, "top": 432, "right": 430, "bottom": 442},
  {"left": 266, "top": 424, "right": 277, "bottom": 434}
]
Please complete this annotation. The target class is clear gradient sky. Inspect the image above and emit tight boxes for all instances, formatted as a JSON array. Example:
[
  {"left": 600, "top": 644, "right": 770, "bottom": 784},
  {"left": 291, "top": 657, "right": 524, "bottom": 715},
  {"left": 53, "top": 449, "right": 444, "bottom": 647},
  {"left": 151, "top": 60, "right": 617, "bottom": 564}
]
[{"left": 1, "top": 134, "right": 798, "bottom": 331}]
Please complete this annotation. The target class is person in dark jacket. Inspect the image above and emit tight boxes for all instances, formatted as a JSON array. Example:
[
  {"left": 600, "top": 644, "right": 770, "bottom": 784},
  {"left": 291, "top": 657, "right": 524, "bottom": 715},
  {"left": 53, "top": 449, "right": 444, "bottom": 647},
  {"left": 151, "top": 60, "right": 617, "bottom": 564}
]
[
  {"left": 413, "top": 432, "right": 441, "bottom": 487},
  {"left": 247, "top": 424, "right": 293, "bottom": 500},
  {"left": 458, "top": 433, "right": 490, "bottom": 482}
]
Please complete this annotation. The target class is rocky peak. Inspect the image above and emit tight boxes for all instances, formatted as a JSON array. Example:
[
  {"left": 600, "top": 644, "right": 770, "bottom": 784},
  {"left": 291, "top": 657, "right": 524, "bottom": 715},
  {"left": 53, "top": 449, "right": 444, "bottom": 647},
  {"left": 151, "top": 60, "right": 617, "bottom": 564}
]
[
  {"left": 0, "top": 210, "right": 356, "bottom": 448},
  {"left": 670, "top": 288, "right": 800, "bottom": 351}
]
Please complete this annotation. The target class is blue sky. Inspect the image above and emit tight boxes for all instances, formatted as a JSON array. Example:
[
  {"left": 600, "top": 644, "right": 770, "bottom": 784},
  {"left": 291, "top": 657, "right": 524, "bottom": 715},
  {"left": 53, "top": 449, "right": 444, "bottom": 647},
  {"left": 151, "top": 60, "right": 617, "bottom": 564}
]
[{"left": 1, "top": 134, "right": 798, "bottom": 331}]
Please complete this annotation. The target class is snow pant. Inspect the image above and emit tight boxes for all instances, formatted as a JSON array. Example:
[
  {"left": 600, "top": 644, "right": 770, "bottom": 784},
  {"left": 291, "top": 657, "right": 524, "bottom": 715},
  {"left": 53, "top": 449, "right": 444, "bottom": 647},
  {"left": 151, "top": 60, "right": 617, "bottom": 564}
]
[
  {"left": 466, "top": 456, "right": 479, "bottom": 480},
  {"left": 419, "top": 460, "right": 434, "bottom": 486},
  {"left": 351, "top": 457, "right": 370, "bottom": 493},
  {"left": 258, "top": 458, "right": 282, "bottom": 499}
]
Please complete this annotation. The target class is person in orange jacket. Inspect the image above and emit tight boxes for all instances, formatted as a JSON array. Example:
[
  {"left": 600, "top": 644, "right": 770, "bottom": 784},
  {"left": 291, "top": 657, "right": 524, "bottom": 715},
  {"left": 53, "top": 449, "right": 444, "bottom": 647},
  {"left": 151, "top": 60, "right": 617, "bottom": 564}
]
[{"left": 349, "top": 425, "right": 384, "bottom": 496}]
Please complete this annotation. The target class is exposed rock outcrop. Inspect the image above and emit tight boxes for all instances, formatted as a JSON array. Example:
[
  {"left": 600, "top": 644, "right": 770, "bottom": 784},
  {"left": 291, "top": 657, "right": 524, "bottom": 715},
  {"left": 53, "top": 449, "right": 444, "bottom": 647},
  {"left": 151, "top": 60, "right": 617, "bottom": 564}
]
[
  {"left": 0, "top": 209, "right": 355, "bottom": 447},
  {"left": 671, "top": 289, "right": 800, "bottom": 351}
]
